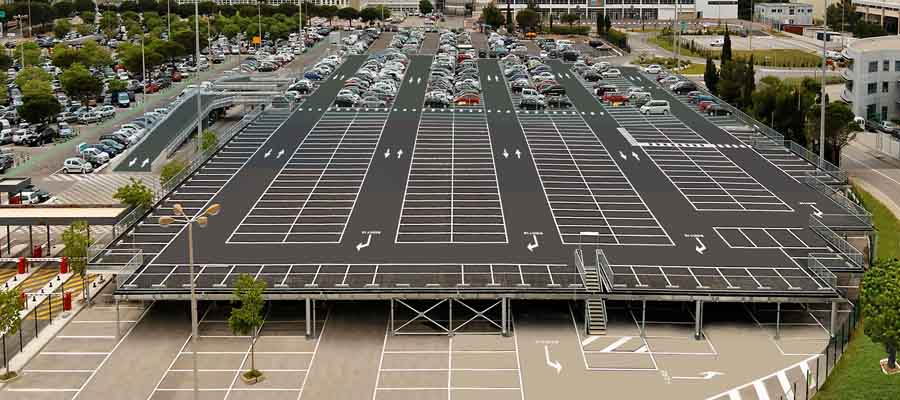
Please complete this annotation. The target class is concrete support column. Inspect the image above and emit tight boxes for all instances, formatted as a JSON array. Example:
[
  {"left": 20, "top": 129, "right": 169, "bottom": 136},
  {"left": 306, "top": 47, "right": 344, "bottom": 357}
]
[
  {"left": 830, "top": 301, "right": 838, "bottom": 338},
  {"left": 305, "top": 298, "right": 312, "bottom": 338},
  {"left": 115, "top": 298, "right": 121, "bottom": 340},
  {"left": 775, "top": 302, "right": 781, "bottom": 340},
  {"left": 641, "top": 299, "right": 647, "bottom": 338},
  {"left": 501, "top": 298, "right": 508, "bottom": 337},
  {"left": 694, "top": 300, "right": 703, "bottom": 340},
  {"left": 389, "top": 298, "right": 395, "bottom": 336},
  {"left": 448, "top": 298, "right": 454, "bottom": 336}
]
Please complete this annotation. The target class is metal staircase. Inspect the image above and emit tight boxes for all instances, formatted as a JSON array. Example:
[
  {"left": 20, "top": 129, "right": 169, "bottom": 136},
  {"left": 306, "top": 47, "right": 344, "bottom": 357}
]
[{"left": 577, "top": 249, "right": 608, "bottom": 335}]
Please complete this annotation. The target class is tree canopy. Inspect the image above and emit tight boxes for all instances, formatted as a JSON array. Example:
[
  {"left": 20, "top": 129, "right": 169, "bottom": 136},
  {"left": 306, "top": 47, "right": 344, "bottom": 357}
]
[
  {"left": 61, "top": 63, "right": 103, "bottom": 104},
  {"left": 861, "top": 259, "right": 900, "bottom": 370},
  {"left": 229, "top": 274, "right": 267, "bottom": 378},
  {"left": 113, "top": 178, "right": 155, "bottom": 210},
  {"left": 419, "top": 0, "right": 433, "bottom": 15},
  {"left": 515, "top": 9, "right": 540, "bottom": 33},
  {"left": 481, "top": 4, "right": 504, "bottom": 29},
  {"left": 19, "top": 93, "right": 61, "bottom": 124},
  {"left": 337, "top": 7, "right": 358, "bottom": 26}
]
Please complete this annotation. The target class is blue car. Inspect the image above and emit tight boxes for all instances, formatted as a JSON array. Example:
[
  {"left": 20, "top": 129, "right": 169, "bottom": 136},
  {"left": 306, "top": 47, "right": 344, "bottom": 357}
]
[{"left": 304, "top": 71, "right": 323, "bottom": 80}]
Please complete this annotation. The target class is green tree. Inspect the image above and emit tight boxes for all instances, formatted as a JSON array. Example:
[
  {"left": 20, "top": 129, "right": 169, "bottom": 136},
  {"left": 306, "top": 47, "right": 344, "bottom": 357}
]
[
  {"left": 20, "top": 94, "right": 61, "bottom": 124},
  {"left": 717, "top": 61, "right": 742, "bottom": 105},
  {"left": 515, "top": 9, "right": 540, "bottom": 33},
  {"left": 80, "top": 11, "right": 95, "bottom": 25},
  {"left": 61, "top": 63, "right": 103, "bottom": 104},
  {"left": 742, "top": 55, "right": 755, "bottom": 108},
  {"left": 61, "top": 221, "right": 91, "bottom": 302},
  {"left": 113, "top": 178, "right": 155, "bottom": 210},
  {"left": 51, "top": 44, "right": 81, "bottom": 69},
  {"left": 319, "top": 5, "right": 339, "bottom": 25},
  {"left": 481, "top": 4, "right": 504, "bottom": 30},
  {"left": 0, "top": 73, "right": 7, "bottom": 105},
  {"left": 336, "top": 7, "right": 358, "bottom": 28},
  {"left": 200, "top": 129, "right": 218, "bottom": 152},
  {"left": 359, "top": 7, "right": 381, "bottom": 24},
  {"left": 228, "top": 274, "right": 267, "bottom": 381},
  {"left": 54, "top": 19, "right": 73, "bottom": 38},
  {"left": 108, "top": 78, "right": 127, "bottom": 93},
  {"left": 76, "top": 23, "right": 95, "bottom": 36},
  {"left": 560, "top": 13, "right": 579, "bottom": 26},
  {"left": 74, "top": 0, "right": 95, "bottom": 13},
  {"left": 703, "top": 57, "right": 718, "bottom": 96},
  {"left": 53, "top": 1, "right": 76, "bottom": 18},
  {"left": 604, "top": 15, "right": 612, "bottom": 34},
  {"left": 419, "top": 0, "right": 433, "bottom": 15},
  {"left": 99, "top": 12, "right": 118, "bottom": 38},
  {"left": 15, "top": 41, "right": 42, "bottom": 67},
  {"left": 15, "top": 66, "right": 51, "bottom": 89},
  {"left": 721, "top": 28, "right": 732, "bottom": 63},
  {"left": 22, "top": 80, "right": 53, "bottom": 98},
  {"left": 160, "top": 158, "right": 188, "bottom": 185},
  {"left": 79, "top": 40, "right": 113, "bottom": 67},
  {"left": 0, "top": 288, "right": 22, "bottom": 380},
  {"left": 806, "top": 102, "right": 856, "bottom": 166},
  {"left": 119, "top": 43, "right": 163, "bottom": 76},
  {"left": 860, "top": 259, "right": 900, "bottom": 370}
]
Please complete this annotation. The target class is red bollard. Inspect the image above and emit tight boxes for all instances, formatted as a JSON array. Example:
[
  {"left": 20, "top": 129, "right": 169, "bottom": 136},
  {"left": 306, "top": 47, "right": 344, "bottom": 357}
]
[
  {"left": 32, "top": 245, "right": 42, "bottom": 258},
  {"left": 60, "top": 257, "right": 69, "bottom": 274},
  {"left": 62, "top": 292, "right": 72, "bottom": 311},
  {"left": 19, "top": 291, "right": 26, "bottom": 309},
  {"left": 17, "top": 257, "right": 26, "bottom": 274}
]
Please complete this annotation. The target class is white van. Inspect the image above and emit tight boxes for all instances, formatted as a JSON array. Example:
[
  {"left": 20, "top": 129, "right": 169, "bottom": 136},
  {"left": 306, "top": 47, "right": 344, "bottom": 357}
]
[{"left": 640, "top": 100, "right": 671, "bottom": 115}]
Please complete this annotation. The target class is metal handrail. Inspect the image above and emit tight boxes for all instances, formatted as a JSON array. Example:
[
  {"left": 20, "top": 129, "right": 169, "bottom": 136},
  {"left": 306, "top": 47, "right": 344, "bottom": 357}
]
[
  {"left": 573, "top": 248, "right": 586, "bottom": 286},
  {"left": 807, "top": 254, "right": 839, "bottom": 291},
  {"left": 161, "top": 95, "right": 239, "bottom": 159},
  {"left": 801, "top": 171, "right": 871, "bottom": 227},
  {"left": 596, "top": 249, "right": 615, "bottom": 291},
  {"left": 809, "top": 215, "right": 865, "bottom": 269}
]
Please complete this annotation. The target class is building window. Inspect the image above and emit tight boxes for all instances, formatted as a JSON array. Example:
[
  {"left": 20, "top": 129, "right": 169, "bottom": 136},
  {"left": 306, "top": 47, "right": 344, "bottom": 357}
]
[
  {"left": 884, "top": 60, "right": 890, "bottom": 71},
  {"left": 869, "top": 61, "right": 878, "bottom": 72},
  {"left": 868, "top": 82, "right": 878, "bottom": 94},
  {"left": 884, "top": 82, "right": 890, "bottom": 93},
  {"left": 896, "top": 60, "right": 900, "bottom": 72}
]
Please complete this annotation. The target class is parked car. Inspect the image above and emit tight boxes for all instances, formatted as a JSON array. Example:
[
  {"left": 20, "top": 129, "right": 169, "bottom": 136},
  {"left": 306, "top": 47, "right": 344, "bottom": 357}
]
[
  {"left": 601, "top": 91, "right": 629, "bottom": 103},
  {"left": 643, "top": 64, "right": 662, "bottom": 74},
  {"left": 640, "top": 100, "right": 671, "bottom": 115},
  {"left": 0, "top": 154, "right": 13, "bottom": 172},
  {"left": 80, "top": 148, "right": 109, "bottom": 165},
  {"left": 63, "top": 157, "right": 93, "bottom": 174},
  {"left": 706, "top": 104, "right": 732, "bottom": 116},
  {"left": 79, "top": 112, "right": 101, "bottom": 124}
]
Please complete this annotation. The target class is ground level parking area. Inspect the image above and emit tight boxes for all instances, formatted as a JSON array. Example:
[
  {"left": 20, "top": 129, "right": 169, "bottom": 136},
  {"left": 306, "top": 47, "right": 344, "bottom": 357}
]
[{"left": 2, "top": 300, "right": 837, "bottom": 400}]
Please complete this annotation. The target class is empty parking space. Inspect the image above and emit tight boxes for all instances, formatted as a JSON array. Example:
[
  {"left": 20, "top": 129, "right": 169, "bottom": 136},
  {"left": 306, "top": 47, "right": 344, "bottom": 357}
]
[
  {"left": 229, "top": 110, "right": 388, "bottom": 244},
  {"left": 397, "top": 111, "right": 507, "bottom": 243},
  {"left": 606, "top": 264, "right": 834, "bottom": 294},
  {"left": 518, "top": 112, "right": 672, "bottom": 246},
  {"left": 713, "top": 227, "right": 830, "bottom": 250}
]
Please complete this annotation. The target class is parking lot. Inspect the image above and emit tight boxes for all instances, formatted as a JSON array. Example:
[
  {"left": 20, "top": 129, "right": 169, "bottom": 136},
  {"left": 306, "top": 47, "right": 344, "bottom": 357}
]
[{"left": 11, "top": 28, "right": 867, "bottom": 400}]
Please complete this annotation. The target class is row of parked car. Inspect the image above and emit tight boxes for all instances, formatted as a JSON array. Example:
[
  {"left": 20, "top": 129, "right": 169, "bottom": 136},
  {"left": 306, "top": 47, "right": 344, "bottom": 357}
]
[
  {"left": 502, "top": 55, "right": 570, "bottom": 110},
  {"left": 390, "top": 28, "right": 425, "bottom": 54},
  {"left": 645, "top": 68, "right": 733, "bottom": 116},
  {"left": 424, "top": 30, "right": 480, "bottom": 108},
  {"left": 335, "top": 49, "right": 408, "bottom": 108},
  {"left": 62, "top": 107, "right": 170, "bottom": 174}
]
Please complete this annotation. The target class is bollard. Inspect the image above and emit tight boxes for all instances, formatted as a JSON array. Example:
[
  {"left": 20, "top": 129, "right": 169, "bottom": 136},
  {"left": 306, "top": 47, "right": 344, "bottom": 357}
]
[
  {"left": 60, "top": 257, "right": 68, "bottom": 274},
  {"left": 63, "top": 292, "right": 72, "bottom": 311},
  {"left": 17, "top": 257, "right": 26, "bottom": 274}
]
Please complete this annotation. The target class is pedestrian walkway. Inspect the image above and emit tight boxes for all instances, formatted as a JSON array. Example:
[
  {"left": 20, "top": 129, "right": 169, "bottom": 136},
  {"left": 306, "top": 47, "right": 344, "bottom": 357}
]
[{"left": 43, "top": 173, "right": 160, "bottom": 205}]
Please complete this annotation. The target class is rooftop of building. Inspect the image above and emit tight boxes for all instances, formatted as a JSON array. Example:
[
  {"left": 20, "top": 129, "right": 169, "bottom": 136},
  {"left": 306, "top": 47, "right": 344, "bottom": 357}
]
[
  {"left": 847, "top": 35, "right": 900, "bottom": 53},
  {"left": 755, "top": 2, "right": 814, "bottom": 8}
]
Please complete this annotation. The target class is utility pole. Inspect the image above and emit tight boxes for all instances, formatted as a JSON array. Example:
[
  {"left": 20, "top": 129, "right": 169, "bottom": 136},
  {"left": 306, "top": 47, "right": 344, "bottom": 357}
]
[
  {"left": 195, "top": 0, "right": 203, "bottom": 157},
  {"left": 819, "top": 0, "right": 827, "bottom": 164}
]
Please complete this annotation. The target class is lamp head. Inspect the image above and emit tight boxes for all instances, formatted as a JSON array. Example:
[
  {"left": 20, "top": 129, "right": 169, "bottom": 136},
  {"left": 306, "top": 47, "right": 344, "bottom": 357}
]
[
  {"left": 196, "top": 216, "right": 208, "bottom": 228},
  {"left": 205, "top": 203, "right": 221, "bottom": 217},
  {"left": 173, "top": 203, "right": 185, "bottom": 216},
  {"left": 159, "top": 216, "right": 175, "bottom": 226}
]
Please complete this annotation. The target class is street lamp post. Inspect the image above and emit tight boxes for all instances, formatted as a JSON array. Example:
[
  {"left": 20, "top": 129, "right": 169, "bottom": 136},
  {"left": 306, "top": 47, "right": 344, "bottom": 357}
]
[
  {"left": 819, "top": 0, "right": 828, "bottom": 165},
  {"left": 195, "top": 0, "right": 203, "bottom": 153},
  {"left": 159, "top": 203, "right": 222, "bottom": 400}
]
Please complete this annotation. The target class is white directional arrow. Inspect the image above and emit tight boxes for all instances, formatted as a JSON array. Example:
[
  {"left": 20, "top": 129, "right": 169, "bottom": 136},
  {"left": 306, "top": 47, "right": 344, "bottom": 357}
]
[
  {"left": 672, "top": 371, "right": 723, "bottom": 380},
  {"left": 416, "top": 77, "right": 421, "bottom": 84},
  {"left": 356, "top": 232, "right": 373, "bottom": 252},
  {"left": 695, "top": 237, "right": 707, "bottom": 254},
  {"left": 384, "top": 148, "right": 391, "bottom": 158},
  {"left": 544, "top": 345, "right": 562, "bottom": 374},
  {"left": 264, "top": 149, "right": 272, "bottom": 158},
  {"left": 515, "top": 149, "right": 522, "bottom": 159},
  {"left": 408, "top": 76, "right": 414, "bottom": 83},
  {"left": 502, "top": 148, "right": 509, "bottom": 159},
  {"left": 141, "top": 158, "right": 149, "bottom": 168},
  {"left": 128, "top": 158, "right": 137, "bottom": 167},
  {"left": 631, "top": 151, "right": 640, "bottom": 161},
  {"left": 619, "top": 151, "right": 627, "bottom": 160},
  {"left": 810, "top": 204, "right": 823, "bottom": 218},
  {"left": 396, "top": 149, "right": 403, "bottom": 159},
  {"left": 494, "top": 75, "right": 499, "bottom": 82},
  {"left": 486, "top": 75, "right": 492, "bottom": 82},
  {"left": 277, "top": 149, "right": 285, "bottom": 159},
  {"left": 527, "top": 234, "right": 539, "bottom": 252}
]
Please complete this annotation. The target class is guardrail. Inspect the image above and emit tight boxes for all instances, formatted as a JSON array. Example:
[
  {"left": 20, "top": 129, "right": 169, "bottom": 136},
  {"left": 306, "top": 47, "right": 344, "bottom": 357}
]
[
  {"left": 801, "top": 172, "right": 871, "bottom": 228},
  {"left": 596, "top": 249, "right": 615, "bottom": 292},
  {"left": 573, "top": 248, "right": 585, "bottom": 284},
  {"left": 809, "top": 215, "right": 865, "bottom": 269},
  {"left": 807, "top": 254, "right": 839, "bottom": 292},
  {"left": 661, "top": 70, "right": 847, "bottom": 183}
]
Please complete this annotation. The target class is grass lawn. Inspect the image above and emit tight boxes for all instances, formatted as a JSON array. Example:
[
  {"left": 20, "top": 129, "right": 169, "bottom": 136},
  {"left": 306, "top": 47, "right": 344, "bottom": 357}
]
[
  {"left": 648, "top": 35, "right": 822, "bottom": 68},
  {"left": 813, "top": 185, "right": 900, "bottom": 399},
  {"left": 680, "top": 64, "right": 705, "bottom": 75}
]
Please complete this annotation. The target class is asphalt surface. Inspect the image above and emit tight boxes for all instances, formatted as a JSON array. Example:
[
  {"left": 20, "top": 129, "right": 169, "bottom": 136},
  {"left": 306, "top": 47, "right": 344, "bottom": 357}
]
[
  {"left": 104, "top": 56, "right": 862, "bottom": 300},
  {"left": 114, "top": 93, "right": 221, "bottom": 173}
]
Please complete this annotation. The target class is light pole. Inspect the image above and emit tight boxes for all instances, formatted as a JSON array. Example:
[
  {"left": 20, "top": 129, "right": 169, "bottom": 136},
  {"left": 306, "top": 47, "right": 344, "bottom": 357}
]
[
  {"left": 819, "top": 0, "right": 827, "bottom": 164},
  {"left": 195, "top": 0, "right": 203, "bottom": 153},
  {"left": 159, "top": 203, "right": 222, "bottom": 400},
  {"left": 167, "top": 0, "right": 171, "bottom": 39}
]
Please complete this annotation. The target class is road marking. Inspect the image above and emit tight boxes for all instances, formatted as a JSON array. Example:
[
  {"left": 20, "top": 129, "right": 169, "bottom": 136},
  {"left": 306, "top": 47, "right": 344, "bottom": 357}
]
[{"left": 600, "top": 336, "right": 632, "bottom": 353}]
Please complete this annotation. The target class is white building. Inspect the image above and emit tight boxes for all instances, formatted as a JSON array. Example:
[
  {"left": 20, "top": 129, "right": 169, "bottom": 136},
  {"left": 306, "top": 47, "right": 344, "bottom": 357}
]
[
  {"left": 461, "top": 0, "right": 737, "bottom": 21},
  {"left": 754, "top": 2, "right": 814, "bottom": 27},
  {"left": 360, "top": 0, "right": 420, "bottom": 13},
  {"left": 841, "top": 35, "right": 900, "bottom": 122}
]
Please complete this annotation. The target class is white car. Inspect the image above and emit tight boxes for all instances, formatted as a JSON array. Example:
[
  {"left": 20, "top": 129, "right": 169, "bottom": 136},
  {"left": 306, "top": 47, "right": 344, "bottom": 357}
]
[
  {"left": 520, "top": 88, "right": 545, "bottom": 102},
  {"left": 601, "top": 69, "right": 622, "bottom": 78},
  {"left": 643, "top": 64, "right": 662, "bottom": 74},
  {"left": 120, "top": 124, "right": 146, "bottom": 135},
  {"left": 709, "top": 38, "right": 725, "bottom": 47},
  {"left": 63, "top": 157, "right": 94, "bottom": 174},
  {"left": 640, "top": 100, "right": 671, "bottom": 115}
]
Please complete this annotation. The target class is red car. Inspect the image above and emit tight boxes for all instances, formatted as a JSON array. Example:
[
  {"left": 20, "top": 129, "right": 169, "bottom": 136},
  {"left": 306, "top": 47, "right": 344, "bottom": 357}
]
[
  {"left": 602, "top": 91, "right": 629, "bottom": 104},
  {"left": 455, "top": 93, "right": 481, "bottom": 105},
  {"left": 172, "top": 72, "right": 182, "bottom": 82},
  {"left": 698, "top": 100, "right": 716, "bottom": 111},
  {"left": 144, "top": 82, "right": 160, "bottom": 94}
]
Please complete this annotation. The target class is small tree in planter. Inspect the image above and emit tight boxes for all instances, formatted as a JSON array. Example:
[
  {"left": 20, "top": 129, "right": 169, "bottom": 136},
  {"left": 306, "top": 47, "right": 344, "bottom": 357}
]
[
  {"left": 229, "top": 274, "right": 267, "bottom": 384},
  {"left": 860, "top": 259, "right": 900, "bottom": 373},
  {"left": 62, "top": 221, "right": 91, "bottom": 304},
  {"left": 0, "top": 288, "right": 22, "bottom": 382}
]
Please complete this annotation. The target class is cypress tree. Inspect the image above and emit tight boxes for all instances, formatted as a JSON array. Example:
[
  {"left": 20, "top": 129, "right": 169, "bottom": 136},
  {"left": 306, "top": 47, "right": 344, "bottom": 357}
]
[
  {"left": 722, "top": 28, "right": 733, "bottom": 63},
  {"left": 704, "top": 57, "right": 719, "bottom": 96}
]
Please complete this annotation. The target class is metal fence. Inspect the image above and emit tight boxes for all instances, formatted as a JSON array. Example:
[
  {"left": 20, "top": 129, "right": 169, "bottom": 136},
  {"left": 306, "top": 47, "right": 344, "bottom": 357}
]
[
  {"left": 801, "top": 172, "right": 872, "bottom": 228},
  {"left": 161, "top": 95, "right": 239, "bottom": 159},
  {"left": 809, "top": 216, "right": 865, "bottom": 269},
  {"left": 774, "top": 305, "right": 861, "bottom": 400},
  {"left": 807, "top": 256, "right": 839, "bottom": 291},
  {"left": 596, "top": 249, "right": 615, "bottom": 292}
]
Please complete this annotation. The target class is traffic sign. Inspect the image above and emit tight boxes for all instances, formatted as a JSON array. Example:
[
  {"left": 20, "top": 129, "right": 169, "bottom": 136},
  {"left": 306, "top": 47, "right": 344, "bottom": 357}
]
[
  {"left": 680, "top": 20, "right": 687, "bottom": 33},
  {"left": 0, "top": 11, "right": 7, "bottom": 19},
  {"left": 252, "top": 36, "right": 261, "bottom": 45}
]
